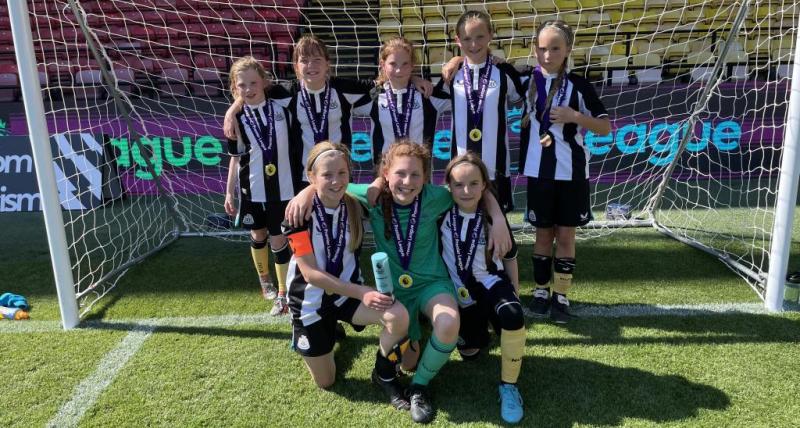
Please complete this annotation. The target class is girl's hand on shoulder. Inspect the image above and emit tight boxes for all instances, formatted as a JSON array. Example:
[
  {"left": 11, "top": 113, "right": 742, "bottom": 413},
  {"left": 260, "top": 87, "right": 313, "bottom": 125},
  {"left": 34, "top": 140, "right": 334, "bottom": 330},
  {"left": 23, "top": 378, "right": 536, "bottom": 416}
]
[
  {"left": 285, "top": 186, "right": 315, "bottom": 226},
  {"left": 487, "top": 218, "right": 512, "bottom": 260},
  {"left": 411, "top": 76, "right": 433, "bottom": 98},
  {"left": 362, "top": 289, "right": 393, "bottom": 311},
  {"left": 441, "top": 56, "right": 463, "bottom": 84},
  {"left": 366, "top": 177, "right": 385, "bottom": 207},
  {"left": 550, "top": 106, "right": 579, "bottom": 124},
  {"left": 223, "top": 98, "right": 245, "bottom": 140}
]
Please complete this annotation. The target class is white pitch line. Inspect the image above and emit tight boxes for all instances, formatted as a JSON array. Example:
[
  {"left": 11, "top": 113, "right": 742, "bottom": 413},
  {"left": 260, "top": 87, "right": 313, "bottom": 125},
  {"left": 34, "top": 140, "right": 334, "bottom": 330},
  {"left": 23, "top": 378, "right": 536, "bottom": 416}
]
[
  {"left": 568, "top": 302, "right": 768, "bottom": 318},
  {"left": 0, "top": 304, "right": 771, "bottom": 335},
  {"left": 42, "top": 313, "right": 289, "bottom": 427},
  {"left": 0, "top": 313, "right": 290, "bottom": 334},
  {"left": 46, "top": 326, "right": 154, "bottom": 428}
]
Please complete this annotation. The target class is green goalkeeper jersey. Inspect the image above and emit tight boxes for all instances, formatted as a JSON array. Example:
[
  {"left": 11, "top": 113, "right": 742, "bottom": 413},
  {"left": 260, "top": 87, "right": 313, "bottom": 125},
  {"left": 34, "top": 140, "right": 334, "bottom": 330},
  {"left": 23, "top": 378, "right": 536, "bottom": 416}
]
[{"left": 348, "top": 183, "right": 453, "bottom": 294}]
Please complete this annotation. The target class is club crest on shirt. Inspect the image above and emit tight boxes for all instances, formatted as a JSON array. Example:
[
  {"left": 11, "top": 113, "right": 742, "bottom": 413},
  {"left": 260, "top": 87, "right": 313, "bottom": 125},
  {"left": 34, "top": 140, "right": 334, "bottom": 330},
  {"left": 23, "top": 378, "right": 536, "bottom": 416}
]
[
  {"left": 242, "top": 214, "right": 254, "bottom": 225},
  {"left": 297, "top": 335, "right": 310, "bottom": 351},
  {"left": 527, "top": 210, "right": 536, "bottom": 223}
]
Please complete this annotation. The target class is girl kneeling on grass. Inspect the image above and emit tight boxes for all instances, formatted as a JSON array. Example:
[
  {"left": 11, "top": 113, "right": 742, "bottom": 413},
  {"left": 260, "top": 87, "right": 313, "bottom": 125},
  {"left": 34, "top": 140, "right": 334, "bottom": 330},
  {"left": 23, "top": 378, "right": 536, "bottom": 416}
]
[
  {"left": 440, "top": 152, "right": 526, "bottom": 424},
  {"left": 282, "top": 142, "right": 410, "bottom": 410},
  {"left": 287, "top": 140, "right": 512, "bottom": 424}
]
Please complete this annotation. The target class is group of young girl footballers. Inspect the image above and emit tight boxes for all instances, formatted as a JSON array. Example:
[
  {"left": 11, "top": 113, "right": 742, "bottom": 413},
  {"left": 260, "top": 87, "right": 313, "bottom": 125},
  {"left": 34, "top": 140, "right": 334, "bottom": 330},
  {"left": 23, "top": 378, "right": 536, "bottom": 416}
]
[{"left": 222, "top": 11, "right": 611, "bottom": 425}]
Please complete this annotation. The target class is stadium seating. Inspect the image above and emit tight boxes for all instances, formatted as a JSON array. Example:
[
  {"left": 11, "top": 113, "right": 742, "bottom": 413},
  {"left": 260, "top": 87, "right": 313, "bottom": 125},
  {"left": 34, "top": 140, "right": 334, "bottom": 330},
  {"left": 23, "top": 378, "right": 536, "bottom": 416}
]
[
  {"left": 0, "top": 0, "right": 797, "bottom": 100},
  {"left": 0, "top": 0, "right": 304, "bottom": 100}
]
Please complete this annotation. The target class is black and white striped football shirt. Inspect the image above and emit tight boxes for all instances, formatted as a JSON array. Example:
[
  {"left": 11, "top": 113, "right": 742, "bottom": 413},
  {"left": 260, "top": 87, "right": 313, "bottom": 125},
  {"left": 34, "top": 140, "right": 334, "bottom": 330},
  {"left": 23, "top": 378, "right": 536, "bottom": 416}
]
[
  {"left": 361, "top": 82, "right": 450, "bottom": 165},
  {"left": 283, "top": 205, "right": 363, "bottom": 327},
  {"left": 519, "top": 71, "right": 609, "bottom": 181},
  {"left": 271, "top": 78, "right": 373, "bottom": 181},
  {"left": 228, "top": 99, "right": 296, "bottom": 202},
  {"left": 436, "top": 61, "right": 525, "bottom": 179}
]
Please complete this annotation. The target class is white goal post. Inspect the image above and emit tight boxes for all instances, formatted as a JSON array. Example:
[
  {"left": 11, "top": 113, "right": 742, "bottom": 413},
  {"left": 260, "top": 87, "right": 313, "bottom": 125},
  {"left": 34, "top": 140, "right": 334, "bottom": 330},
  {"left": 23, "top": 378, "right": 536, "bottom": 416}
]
[{"left": 5, "top": 0, "right": 799, "bottom": 329}]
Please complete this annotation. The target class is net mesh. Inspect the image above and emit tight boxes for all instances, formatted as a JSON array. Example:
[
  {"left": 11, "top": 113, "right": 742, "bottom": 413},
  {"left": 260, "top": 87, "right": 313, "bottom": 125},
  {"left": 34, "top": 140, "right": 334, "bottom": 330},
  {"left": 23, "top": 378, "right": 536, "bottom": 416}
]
[{"left": 13, "top": 0, "right": 797, "bottom": 312}]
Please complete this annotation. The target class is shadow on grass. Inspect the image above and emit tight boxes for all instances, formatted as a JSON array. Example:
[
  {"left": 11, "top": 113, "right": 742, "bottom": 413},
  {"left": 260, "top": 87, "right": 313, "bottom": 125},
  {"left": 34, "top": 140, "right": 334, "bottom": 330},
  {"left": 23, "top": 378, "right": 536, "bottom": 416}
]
[
  {"left": 435, "top": 354, "right": 729, "bottom": 427},
  {"left": 82, "top": 293, "right": 124, "bottom": 321},
  {"left": 527, "top": 310, "right": 800, "bottom": 347},
  {"left": 80, "top": 320, "right": 293, "bottom": 342},
  {"left": 322, "top": 351, "right": 730, "bottom": 427}
]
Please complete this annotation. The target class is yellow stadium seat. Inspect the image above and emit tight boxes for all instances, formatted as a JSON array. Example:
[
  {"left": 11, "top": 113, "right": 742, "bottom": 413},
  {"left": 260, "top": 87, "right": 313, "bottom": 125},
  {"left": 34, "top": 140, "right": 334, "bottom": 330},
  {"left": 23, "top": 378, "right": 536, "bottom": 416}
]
[
  {"left": 516, "top": 15, "right": 537, "bottom": 31},
  {"left": 495, "top": 27, "right": 515, "bottom": 43},
  {"left": 494, "top": 14, "right": 515, "bottom": 30},
  {"left": 664, "top": 42, "right": 693, "bottom": 60},
  {"left": 633, "top": 51, "right": 663, "bottom": 83},
  {"left": 684, "top": 42, "right": 714, "bottom": 66},
  {"left": 486, "top": 3, "right": 511, "bottom": 14},
  {"left": 644, "top": 0, "right": 668, "bottom": 8},
  {"left": 632, "top": 52, "right": 661, "bottom": 67},
  {"left": 402, "top": 6, "right": 423, "bottom": 20},
  {"left": 587, "top": 12, "right": 612, "bottom": 28},
  {"left": 425, "top": 17, "right": 448, "bottom": 41},
  {"left": 510, "top": 1, "right": 534, "bottom": 15},
  {"left": 680, "top": 8, "right": 704, "bottom": 24},
  {"left": 380, "top": 8, "right": 400, "bottom": 21},
  {"left": 422, "top": 5, "right": 445, "bottom": 19},
  {"left": 380, "top": 18, "right": 402, "bottom": 31},
  {"left": 508, "top": 44, "right": 532, "bottom": 59},
  {"left": 574, "top": 0, "right": 602, "bottom": 10},
  {"left": 463, "top": 2, "right": 487, "bottom": 13},
  {"left": 380, "top": 31, "right": 401, "bottom": 43},
  {"left": 533, "top": 0, "right": 558, "bottom": 14},
  {"left": 444, "top": 4, "right": 464, "bottom": 21}
]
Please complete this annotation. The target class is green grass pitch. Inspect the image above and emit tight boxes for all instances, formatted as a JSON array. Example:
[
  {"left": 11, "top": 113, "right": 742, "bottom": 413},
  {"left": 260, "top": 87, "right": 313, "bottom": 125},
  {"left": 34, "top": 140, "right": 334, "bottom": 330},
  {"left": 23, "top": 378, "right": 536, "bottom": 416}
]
[{"left": 2, "top": 211, "right": 800, "bottom": 427}]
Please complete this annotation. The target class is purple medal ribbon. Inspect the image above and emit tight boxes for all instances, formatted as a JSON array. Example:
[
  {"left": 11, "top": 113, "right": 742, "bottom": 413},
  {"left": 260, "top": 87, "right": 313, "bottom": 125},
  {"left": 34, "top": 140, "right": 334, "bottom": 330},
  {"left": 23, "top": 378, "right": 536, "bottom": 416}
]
[
  {"left": 462, "top": 56, "right": 493, "bottom": 132},
  {"left": 242, "top": 103, "right": 275, "bottom": 165},
  {"left": 312, "top": 194, "right": 347, "bottom": 277},
  {"left": 532, "top": 66, "right": 568, "bottom": 135},
  {"left": 390, "top": 196, "right": 421, "bottom": 272},
  {"left": 450, "top": 206, "right": 484, "bottom": 284},
  {"left": 384, "top": 82, "right": 415, "bottom": 139},
  {"left": 300, "top": 83, "right": 332, "bottom": 143}
]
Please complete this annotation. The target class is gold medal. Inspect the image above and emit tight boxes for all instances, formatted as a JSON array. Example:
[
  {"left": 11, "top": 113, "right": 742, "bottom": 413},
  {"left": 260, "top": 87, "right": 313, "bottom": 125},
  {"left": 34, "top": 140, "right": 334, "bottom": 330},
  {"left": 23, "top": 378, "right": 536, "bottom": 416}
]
[
  {"left": 457, "top": 286, "right": 471, "bottom": 302},
  {"left": 399, "top": 273, "right": 414, "bottom": 288},
  {"left": 264, "top": 163, "right": 276, "bottom": 176},
  {"left": 469, "top": 128, "right": 482, "bottom": 142}
]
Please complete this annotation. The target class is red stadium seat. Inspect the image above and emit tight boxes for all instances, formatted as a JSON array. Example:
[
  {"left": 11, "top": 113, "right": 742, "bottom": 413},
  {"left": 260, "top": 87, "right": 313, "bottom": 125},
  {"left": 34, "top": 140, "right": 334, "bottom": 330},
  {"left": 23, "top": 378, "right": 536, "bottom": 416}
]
[
  {"left": 74, "top": 69, "right": 104, "bottom": 99},
  {"left": 192, "top": 68, "right": 224, "bottom": 97}
]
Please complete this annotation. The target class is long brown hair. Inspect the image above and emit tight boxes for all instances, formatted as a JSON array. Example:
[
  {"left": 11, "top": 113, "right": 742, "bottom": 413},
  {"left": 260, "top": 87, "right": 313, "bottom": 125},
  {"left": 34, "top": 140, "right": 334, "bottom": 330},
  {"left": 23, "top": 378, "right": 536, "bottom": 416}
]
[
  {"left": 522, "top": 20, "right": 574, "bottom": 128},
  {"left": 376, "top": 36, "right": 417, "bottom": 86},
  {"left": 228, "top": 56, "right": 272, "bottom": 99},
  {"left": 306, "top": 141, "right": 363, "bottom": 251},
  {"left": 378, "top": 140, "right": 431, "bottom": 239},
  {"left": 445, "top": 152, "right": 496, "bottom": 262}
]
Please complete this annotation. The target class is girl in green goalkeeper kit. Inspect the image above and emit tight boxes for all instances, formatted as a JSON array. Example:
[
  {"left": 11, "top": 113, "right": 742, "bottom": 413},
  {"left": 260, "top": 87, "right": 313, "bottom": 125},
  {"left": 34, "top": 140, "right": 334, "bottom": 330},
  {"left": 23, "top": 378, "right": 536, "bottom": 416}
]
[{"left": 286, "top": 140, "right": 511, "bottom": 424}]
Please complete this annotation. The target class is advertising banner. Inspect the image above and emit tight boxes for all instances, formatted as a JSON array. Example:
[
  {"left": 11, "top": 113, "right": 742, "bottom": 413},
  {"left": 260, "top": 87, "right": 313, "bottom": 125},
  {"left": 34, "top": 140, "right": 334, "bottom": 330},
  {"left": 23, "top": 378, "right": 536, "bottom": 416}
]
[{"left": 0, "top": 134, "right": 119, "bottom": 212}]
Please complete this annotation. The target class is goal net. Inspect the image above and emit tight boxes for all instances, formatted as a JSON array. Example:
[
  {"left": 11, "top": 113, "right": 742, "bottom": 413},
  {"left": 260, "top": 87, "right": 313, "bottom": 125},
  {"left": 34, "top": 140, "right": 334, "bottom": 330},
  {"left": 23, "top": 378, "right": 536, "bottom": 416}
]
[{"left": 9, "top": 0, "right": 797, "bottom": 318}]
